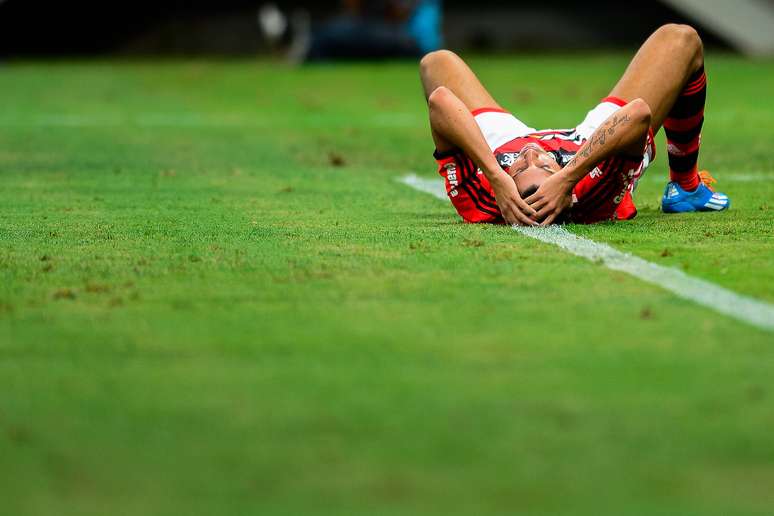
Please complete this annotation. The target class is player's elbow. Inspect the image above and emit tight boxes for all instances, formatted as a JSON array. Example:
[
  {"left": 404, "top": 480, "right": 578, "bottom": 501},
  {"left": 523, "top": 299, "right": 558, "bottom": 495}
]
[
  {"left": 427, "top": 85, "right": 452, "bottom": 110},
  {"left": 628, "top": 98, "right": 652, "bottom": 130}
]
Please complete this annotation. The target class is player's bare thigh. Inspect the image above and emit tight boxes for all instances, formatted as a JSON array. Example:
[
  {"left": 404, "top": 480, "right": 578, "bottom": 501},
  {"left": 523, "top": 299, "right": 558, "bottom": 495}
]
[
  {"left": 608, "top": 24, "right": 704, "bottom": 131},
  {"left": 419, "top": 50, "right": 502, "bottom": 112}
]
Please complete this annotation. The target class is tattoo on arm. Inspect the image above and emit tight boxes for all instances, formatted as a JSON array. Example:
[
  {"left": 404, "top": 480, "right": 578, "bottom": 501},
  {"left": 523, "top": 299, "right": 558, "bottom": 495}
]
[{"left": 567, "top": 113, "right": 631, "bottom": 168}]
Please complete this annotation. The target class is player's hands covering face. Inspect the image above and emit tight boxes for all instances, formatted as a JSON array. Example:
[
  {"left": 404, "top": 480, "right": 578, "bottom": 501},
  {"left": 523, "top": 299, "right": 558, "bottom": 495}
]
[
  {"left": 490, "top": 174, "right": 539, "bottom": 226},
  {"left": 525, "top": 173, "right": 574, "bottom": 225}
]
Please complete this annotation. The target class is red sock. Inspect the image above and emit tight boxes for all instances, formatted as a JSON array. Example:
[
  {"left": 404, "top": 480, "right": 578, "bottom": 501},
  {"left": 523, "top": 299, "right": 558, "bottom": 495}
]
[{"left": 664, "top": 67, "right": 706, "bottom": 191}]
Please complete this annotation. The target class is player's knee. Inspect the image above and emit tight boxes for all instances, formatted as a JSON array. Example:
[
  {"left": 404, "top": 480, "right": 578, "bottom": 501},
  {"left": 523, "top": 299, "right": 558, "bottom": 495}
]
[
  {"left": 674, "top": 24, "right": 702, "bottom": 54},
  {"left": 420, "top": 50, "right": 459, "bottom": 74},
  {"left": 658, "top": 24, "right": 703, "bottom": 58}
]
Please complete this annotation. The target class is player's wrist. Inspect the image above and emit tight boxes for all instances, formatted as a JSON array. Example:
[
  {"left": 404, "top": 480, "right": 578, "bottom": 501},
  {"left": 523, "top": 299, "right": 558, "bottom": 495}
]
[
  {"left": 558, "top": 165, "right": 586, "bottom": 188},
  {"left": 559, "top": 172, "right": 577, "bottom": 191},
  {"left": 491, "top": 174, "right": 519, "bottom": 198},
  {"left": 488, "top": 167, "right": 512, "bottom": 187}
]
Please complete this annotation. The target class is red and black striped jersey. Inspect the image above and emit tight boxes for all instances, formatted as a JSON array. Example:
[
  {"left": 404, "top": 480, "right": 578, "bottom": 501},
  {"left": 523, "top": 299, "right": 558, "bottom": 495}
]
[
  {"left": 434, "top": 130, "right": 585, "bottom": 223},
  {"left": 434, "top": 128, "right": 654, "bottom": 224}
]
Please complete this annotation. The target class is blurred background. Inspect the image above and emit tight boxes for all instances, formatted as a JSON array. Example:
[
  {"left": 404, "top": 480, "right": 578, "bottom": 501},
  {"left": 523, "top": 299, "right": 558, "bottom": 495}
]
[{"left": 2, "top": 0, "right": 774, "bottom": 59}]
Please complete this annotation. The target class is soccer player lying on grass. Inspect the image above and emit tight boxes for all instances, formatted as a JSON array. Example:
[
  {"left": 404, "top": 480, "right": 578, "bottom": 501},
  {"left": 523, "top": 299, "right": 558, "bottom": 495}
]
[{"left": 420, "top": 24, "right": 729, "bottom": 226}]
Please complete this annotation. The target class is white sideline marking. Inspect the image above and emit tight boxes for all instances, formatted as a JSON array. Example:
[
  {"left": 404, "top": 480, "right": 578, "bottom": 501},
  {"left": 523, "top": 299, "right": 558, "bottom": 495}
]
[{"left": 400, "top": 174, "right": 774, "bottom": 332}]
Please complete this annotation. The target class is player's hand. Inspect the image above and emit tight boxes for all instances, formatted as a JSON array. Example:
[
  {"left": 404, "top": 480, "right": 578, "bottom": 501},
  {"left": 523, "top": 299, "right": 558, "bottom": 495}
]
[
  {"left": 490, "top": 173, "right": 539, "bottom": 226},
  {"left": 524, "top": 173, "right": 573, "bottom": 226}
]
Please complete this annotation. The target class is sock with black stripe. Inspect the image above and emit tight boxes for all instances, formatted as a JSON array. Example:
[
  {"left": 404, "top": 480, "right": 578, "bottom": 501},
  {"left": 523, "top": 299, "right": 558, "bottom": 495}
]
[{"left": 664, "top": 67, "right": 706, "bottom": 192}]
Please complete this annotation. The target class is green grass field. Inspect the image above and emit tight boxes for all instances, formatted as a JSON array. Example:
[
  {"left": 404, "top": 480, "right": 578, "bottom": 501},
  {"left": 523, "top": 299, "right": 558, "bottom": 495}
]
[{"left": 1, "top": 55, "right": 773, "bottom": 515}]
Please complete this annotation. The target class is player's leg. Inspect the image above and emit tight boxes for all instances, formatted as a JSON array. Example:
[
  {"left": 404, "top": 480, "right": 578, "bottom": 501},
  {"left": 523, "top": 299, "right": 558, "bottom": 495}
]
[
  {"left": 419, "top": 50, "right": 502, "bottom": 111},
  {"left": 608, "top": 24, "right": 728, "bottom": 212},
  {"left": 608, "top": 24, "right": 704, "bottom": 131},
  {"left": 420, "top": 50, "right": 502, "bottom": 152},
  {"left": 420, "top": 50, "right": 536, "bottom": 153}
]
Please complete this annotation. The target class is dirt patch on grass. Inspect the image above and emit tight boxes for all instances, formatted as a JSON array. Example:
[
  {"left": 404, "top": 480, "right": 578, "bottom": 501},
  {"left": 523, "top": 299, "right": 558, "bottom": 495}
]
[
  {"left": 328, "top": 152, "right": 346, "bottom": 167},
  {"left": 53, "top": 288, "right": 76, "bottom": 300},
  {"left": 85, "top": 283, "right": 111, "bottom": 294}
]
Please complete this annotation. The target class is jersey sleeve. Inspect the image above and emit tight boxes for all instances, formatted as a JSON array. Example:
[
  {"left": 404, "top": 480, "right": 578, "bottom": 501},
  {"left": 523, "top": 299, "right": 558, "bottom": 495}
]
[
  {"left": 434, "top": 149, "right": 503, "bottom": 224},
  {"left": 571, "top": 155, "right": 644, "bottom": 224}
]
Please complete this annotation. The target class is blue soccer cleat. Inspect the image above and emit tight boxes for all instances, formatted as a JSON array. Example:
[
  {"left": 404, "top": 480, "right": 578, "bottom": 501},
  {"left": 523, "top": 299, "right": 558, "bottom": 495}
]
[{"left": 661, "top": 171, "right": 730, "bottom": 213}]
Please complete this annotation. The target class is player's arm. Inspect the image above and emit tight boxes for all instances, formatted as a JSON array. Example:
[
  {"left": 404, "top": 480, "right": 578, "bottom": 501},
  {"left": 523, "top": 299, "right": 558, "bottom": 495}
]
[
  {"left": 525, "top": 98, "right": 652, "bottom": 225},
  {"left": 427, "top": 86, "right": 538, "bottom": 226}
]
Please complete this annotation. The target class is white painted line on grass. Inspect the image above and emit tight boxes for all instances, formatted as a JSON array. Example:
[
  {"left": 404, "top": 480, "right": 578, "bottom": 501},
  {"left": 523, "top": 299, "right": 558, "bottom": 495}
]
[{"left": 400, "top": 174, "right": 774, "bottom": 332}]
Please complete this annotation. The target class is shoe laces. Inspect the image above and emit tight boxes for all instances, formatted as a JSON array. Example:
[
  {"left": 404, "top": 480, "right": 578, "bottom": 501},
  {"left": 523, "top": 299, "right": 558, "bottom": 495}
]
[{"left": 698, "top": 170, "right": 717, "bottom": 192}]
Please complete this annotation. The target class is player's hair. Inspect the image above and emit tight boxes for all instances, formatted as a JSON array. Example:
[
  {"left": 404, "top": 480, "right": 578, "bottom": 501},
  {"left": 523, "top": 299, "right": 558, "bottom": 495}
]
[{"left": 519, "top": 184, "right": 539, "bottom": 198}]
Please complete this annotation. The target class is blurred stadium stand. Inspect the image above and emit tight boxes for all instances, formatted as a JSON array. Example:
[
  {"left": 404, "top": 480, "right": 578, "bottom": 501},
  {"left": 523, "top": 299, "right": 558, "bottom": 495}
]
[
  {"left": 1, "top": 0, "right": 772, "bottom": 57},
  {"left": 660, "top": 0, "right": 774, "bottom": 57}
]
